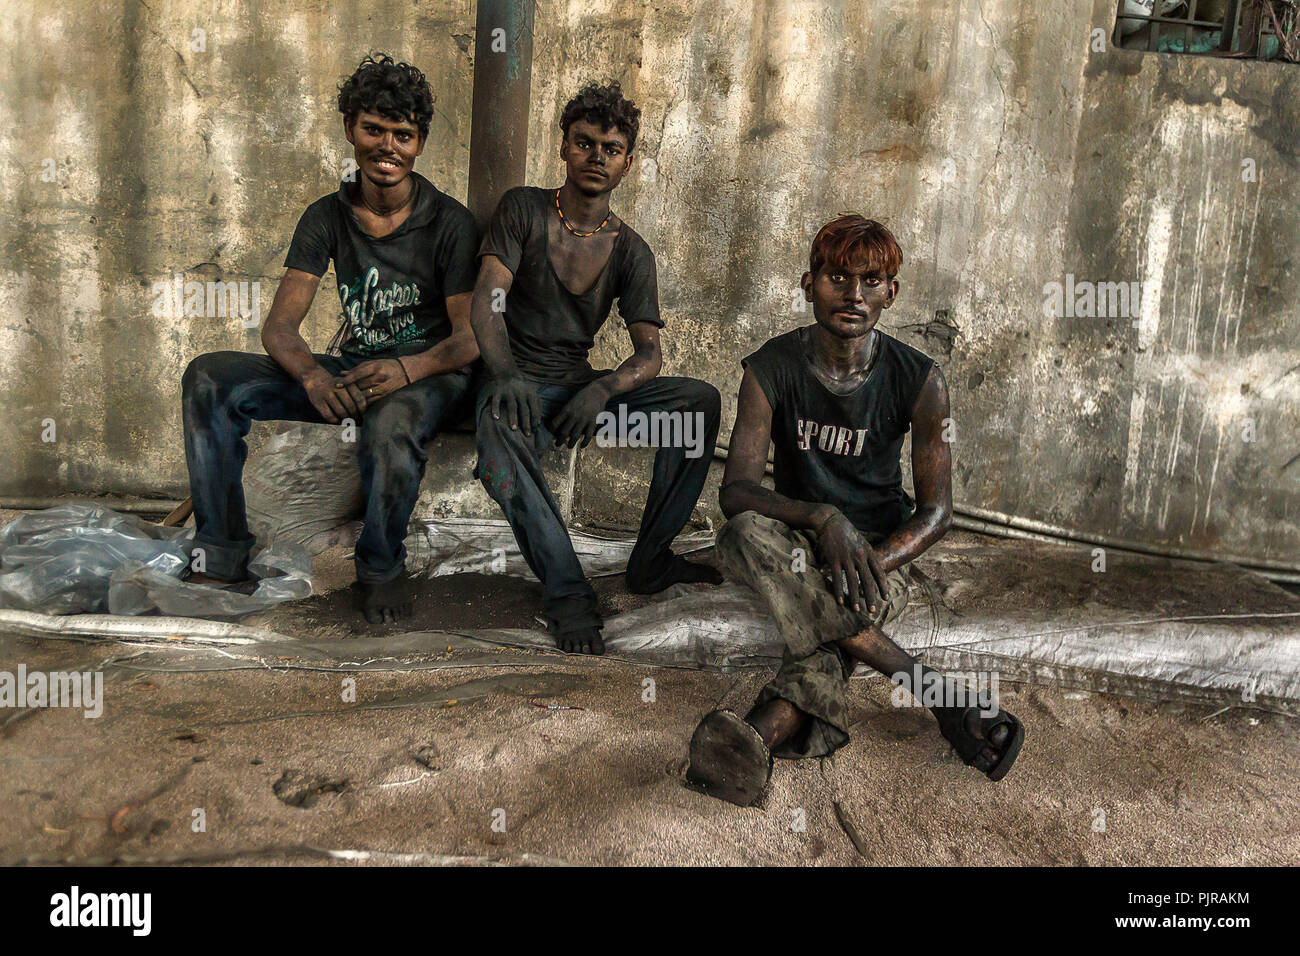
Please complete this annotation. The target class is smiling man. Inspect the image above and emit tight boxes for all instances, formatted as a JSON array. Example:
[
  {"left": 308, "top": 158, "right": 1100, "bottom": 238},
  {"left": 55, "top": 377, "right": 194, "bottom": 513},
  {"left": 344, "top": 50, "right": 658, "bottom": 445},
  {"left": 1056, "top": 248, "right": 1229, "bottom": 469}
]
[
  {"left": 469, "top": 81, "right": 723, "bottom": 656},
  {"left": 180, "top": 54, "right": 480, "bottom": 624},
  {"left": 685, "top": 215, "right": 1025, "bottom": 806}
]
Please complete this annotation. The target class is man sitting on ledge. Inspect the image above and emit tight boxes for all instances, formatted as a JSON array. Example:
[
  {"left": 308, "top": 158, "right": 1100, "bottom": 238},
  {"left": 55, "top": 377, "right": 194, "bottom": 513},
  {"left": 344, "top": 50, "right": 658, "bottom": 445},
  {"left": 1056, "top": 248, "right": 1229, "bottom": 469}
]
[
  {"left": 469, "top": 81, "right": 723, "bottom": 657},
  {"left": 686, "top": 214, "right": 1025, "bottom": 807},
  {"left": 180, "top": 54, "right": 480, "bottom": 624}
]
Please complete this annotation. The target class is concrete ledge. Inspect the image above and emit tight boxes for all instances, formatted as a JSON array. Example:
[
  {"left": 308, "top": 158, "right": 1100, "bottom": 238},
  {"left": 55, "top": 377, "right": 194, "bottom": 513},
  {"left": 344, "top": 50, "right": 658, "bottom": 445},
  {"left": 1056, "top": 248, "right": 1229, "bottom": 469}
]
[{"left": 244, "top": 422, "right": 576, "bottom": 552}]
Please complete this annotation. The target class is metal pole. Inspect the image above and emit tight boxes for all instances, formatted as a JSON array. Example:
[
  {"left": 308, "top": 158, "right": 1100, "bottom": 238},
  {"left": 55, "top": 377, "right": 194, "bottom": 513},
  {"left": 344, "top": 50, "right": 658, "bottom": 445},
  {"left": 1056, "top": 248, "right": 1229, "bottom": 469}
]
[{"left": 467, "top": 0, "right": 535, "bottom": 232}]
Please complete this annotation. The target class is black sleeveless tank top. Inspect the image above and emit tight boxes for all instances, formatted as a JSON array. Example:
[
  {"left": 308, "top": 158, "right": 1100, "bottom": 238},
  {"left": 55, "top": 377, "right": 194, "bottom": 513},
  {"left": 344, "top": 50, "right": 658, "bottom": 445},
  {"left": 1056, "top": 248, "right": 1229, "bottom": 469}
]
[{"left": 743, "top": 326, "right": 936, "bottom": 538}]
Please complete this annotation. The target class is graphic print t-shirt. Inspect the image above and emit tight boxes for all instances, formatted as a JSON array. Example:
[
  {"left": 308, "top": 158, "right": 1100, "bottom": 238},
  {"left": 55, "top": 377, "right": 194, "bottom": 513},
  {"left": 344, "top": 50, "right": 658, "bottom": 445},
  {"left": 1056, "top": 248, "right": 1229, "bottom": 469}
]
[
  {"left": 477, "top": 186, "right": 664, "bottom": 386},
  {"left": 284, "top": 172, "right": 479, "bottom": 358},
  {"left": 743, "top": 326, "right": 936, "bottom": 539}
]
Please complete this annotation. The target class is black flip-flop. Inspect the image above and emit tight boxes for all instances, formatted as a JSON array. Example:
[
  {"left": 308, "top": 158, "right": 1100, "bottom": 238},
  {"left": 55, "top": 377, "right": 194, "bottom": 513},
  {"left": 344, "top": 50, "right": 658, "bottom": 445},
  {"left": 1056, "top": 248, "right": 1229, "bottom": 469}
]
[
  {"left": 937, "top": 706, "right": 1025, "bottom": 782},
  {"left": 685, "top": 709, "right": 773, "bottom": 807}
]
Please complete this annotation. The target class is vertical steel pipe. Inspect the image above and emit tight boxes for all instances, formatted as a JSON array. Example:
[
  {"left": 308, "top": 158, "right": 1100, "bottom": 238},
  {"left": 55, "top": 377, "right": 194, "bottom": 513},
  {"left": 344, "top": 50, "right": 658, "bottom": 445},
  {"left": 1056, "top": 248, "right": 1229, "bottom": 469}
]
[{"left": 467, "top": 0, "right": 535, "bottom": 231}]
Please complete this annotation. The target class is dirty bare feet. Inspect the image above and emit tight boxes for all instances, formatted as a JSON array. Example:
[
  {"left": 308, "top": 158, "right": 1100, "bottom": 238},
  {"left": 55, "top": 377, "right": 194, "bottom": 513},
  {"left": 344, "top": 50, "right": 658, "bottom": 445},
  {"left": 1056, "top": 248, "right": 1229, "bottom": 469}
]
[
  {"left": 686, "top": 710, "right": 773, "bottom": 806},
  {"left": 353, "top": 578, "right": 415, "bottom": 625},
  {"left": 627, "top": 555, "right": 724, "bottom": 594},
  {"left": 555, "top": 626, "right": 605, "bottom": 655},
  {"left": 183, "top": 571, "right": 258, "bottom": 594}
]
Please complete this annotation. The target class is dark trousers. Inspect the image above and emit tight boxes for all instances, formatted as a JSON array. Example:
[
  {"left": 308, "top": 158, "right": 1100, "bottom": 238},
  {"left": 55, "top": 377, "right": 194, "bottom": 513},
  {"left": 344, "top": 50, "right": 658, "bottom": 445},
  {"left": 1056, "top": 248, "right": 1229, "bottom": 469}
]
[
  {"left": 475, "top": 375, "right": 721, "bottom": 632},
  {"left": 714, "top": 511, "right": 911, "bottom": 760},
  {"left": 180, "top": 350, "right": 472, "bottom": 583}
]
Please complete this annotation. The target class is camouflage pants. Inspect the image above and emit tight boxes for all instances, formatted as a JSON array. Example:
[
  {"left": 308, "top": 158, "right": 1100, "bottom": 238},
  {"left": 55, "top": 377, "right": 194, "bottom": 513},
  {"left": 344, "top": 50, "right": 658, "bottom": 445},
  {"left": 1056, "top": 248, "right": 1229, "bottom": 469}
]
[{"left": 714, "top": 511, "right": 910, "bottom": 759}]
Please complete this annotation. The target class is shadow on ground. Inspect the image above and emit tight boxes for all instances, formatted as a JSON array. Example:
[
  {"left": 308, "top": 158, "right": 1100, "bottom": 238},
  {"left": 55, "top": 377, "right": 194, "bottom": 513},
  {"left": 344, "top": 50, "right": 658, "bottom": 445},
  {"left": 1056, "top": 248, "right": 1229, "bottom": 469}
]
[{"left": 1, "top": 520, "right": 1297, "bottom": 866}]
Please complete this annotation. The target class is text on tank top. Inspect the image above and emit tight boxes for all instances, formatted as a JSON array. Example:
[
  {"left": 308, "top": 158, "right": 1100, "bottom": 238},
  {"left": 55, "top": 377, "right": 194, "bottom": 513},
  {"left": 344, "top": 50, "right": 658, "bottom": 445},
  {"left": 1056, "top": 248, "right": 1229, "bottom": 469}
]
[{"left": 742, "top": 326, "right": 936, "bottom": 539}]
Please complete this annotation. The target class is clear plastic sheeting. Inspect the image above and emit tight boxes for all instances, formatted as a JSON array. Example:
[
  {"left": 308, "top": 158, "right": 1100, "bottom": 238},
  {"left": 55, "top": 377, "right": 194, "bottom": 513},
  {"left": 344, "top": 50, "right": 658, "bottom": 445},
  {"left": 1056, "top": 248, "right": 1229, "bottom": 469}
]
[
  {"left": 394, "top": 531, "right": 1300, "bottom": 707},
  {"left": 108, "top": 541, "right": 313, "bottom": 617},
  {"left": 405, "top": 518, "right": 715, "bottom": 579},
  {"left": 0, "top": 502, "right": 311, "bottom": 618},
  {"left": 0, "top": 504, "right": 188, "bottom": 613},
  {"left": 0, "top": 608, "right": 290, "bottom": 645},
  {"left": 5, "top": 507, "right": 1298, "bottom": 711}
]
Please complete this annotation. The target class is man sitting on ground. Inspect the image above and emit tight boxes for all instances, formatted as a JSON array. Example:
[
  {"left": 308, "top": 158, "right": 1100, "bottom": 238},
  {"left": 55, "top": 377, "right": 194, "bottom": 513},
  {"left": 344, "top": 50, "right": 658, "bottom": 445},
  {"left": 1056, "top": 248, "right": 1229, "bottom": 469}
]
[
  {"left": 470, "top": 80, "right": 723, "bottom": 656},
  {"left": 181, "top": 54, "right": 480, "bottom": 624},
  {"left": 686, "top": 214, "right": 1024, "bottom": 806}
]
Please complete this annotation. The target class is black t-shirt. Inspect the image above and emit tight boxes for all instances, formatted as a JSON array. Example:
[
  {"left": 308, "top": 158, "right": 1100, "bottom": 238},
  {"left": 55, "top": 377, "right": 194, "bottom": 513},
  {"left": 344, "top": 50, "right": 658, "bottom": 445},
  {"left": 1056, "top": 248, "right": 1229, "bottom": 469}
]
[
  {"left": 743, "top": 327, "right": 936, "bottom": 539},
  {"left": 478, "top": 186, "right": 663, "bottom": 385},
  {"left": 284, "top": 172, "right": 479, "bottom": 358}
]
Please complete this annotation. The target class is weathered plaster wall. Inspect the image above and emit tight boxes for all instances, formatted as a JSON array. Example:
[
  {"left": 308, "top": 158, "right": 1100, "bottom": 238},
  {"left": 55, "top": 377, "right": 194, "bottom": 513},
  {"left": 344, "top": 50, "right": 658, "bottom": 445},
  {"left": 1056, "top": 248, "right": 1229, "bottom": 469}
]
[
  {"left": 0, "top": 0, "right": 475, "bottom": 493},
  {"left": 531, "top": 0, "right": 1298, "bottom": 563},
  {"left": 2, "top": 0, "right": 1296, "bottom": 563}
]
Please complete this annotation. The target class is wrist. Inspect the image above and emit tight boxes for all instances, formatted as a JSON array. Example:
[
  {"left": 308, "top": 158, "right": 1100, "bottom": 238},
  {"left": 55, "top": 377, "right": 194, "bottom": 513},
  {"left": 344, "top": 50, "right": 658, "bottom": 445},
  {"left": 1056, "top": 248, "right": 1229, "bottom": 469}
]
[
  {"left": 395, "top": 355, "right": 414, "bottom": 384},
  {"left": 297, "top": 364, "right": 326, "bottom": 385},
  {"left": 811, "top": 506, "right": 841, "bottom": 535}
]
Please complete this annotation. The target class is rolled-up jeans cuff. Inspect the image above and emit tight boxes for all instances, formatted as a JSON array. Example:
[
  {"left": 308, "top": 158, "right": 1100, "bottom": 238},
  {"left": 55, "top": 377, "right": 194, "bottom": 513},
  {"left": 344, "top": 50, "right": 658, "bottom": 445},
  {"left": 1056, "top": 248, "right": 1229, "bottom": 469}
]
[
  {"left": 355, "top": 557, "right": 407, "bottom": 585},
  {"left": 188, "top": 535, "right": 255, "bottom": 581}
]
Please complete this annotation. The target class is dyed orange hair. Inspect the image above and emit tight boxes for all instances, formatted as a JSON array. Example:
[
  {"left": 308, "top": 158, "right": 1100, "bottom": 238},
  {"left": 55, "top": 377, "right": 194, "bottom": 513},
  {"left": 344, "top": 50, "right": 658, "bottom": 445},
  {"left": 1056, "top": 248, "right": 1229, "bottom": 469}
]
[{"left": 809, "top": 214, "right": 903, "bottom": 278}]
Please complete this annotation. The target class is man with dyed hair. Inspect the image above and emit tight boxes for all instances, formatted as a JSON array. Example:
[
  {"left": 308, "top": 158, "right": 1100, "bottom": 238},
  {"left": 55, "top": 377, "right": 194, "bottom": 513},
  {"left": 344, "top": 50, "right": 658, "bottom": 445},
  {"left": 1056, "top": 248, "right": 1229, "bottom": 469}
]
[{"left": 685, "top": 214, "right": 1025, "bottom": 806}]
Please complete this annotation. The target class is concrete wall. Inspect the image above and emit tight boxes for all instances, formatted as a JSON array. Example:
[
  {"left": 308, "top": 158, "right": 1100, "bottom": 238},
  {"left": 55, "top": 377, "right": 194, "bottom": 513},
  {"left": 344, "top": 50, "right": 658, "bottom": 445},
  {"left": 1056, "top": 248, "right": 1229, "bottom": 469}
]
[
  {"left": 0, "top": 0, "right": 475, "bottom": 494},
  {"left": 534, "top": 0, "right": 1299, "bottom": 563},
  {"left": 2, "top": 0, "right": 1296, "bottom": 564}
]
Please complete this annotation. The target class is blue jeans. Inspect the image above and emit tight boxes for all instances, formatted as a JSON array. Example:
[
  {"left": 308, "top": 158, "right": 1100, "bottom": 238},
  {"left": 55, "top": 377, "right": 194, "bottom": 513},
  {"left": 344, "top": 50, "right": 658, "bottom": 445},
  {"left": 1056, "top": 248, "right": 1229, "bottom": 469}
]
[
  {"left": 475, "top": 375, "right": 721, "bottom": 633},
  {"left": 180, "top": 350, "right": 473, "bottom": 583}
]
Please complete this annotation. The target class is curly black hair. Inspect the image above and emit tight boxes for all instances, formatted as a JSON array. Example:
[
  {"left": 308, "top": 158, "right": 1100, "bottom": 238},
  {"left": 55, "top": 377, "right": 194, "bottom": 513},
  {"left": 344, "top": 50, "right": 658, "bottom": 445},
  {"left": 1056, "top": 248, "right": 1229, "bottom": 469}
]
[
  {"left": 559, "top": 80, "right": 641, "bottom": 153},
  {"left": 337, "top": 53, "right": 434, "bottom": 139}
]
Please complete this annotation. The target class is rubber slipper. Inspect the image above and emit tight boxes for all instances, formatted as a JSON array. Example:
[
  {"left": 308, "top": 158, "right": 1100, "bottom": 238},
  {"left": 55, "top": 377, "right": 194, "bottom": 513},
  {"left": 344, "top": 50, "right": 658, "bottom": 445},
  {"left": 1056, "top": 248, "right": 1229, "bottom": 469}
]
[
  {"left": 685, "top": 709, "right": 772, "bottom": 807},
  {"left": 937, "top": 706, "right": 1025, "bottom": 782}
]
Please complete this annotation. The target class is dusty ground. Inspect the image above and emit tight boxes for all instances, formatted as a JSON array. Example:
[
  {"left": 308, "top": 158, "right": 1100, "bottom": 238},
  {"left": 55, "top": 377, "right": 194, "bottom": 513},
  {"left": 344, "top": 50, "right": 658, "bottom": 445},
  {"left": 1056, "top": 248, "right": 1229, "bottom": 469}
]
[{"left": 1, "top": 506, "right": 1298, "bottom": 866}]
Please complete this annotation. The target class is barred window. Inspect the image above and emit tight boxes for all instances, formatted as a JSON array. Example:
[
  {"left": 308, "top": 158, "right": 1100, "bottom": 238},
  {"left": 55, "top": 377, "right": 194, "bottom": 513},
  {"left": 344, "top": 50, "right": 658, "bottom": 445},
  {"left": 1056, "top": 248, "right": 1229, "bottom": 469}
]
[{"left": 1114, "top": 0, "right": 1298, "bottom": 61}]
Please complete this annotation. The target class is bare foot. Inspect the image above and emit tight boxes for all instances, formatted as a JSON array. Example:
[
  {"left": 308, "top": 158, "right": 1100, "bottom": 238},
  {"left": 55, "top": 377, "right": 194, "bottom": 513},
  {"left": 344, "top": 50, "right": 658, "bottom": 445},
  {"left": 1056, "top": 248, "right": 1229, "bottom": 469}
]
[
  {"left": 627, "top": 556, "right": 723, "bottom": 595},
  {"left": 187, "top": 572, "right": 231, "bottom": 586},
  {"left": 555, "top": 626, "right": 604, "bottom": 655},
  {"left": 685, "top": 710, "right": 772, "bottom": 806},
  {"left": 184, "top": 571, "right": 257, "bottom": 594},
  {"left": 354, "top": 579, "right": 415, "bottom": 625}
]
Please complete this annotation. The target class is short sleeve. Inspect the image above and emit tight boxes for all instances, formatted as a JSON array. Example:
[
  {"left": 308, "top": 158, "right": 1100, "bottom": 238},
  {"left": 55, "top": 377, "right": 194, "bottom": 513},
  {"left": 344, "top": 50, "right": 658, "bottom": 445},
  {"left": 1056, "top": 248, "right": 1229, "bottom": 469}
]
[
  {"left": 284, "top": 199, "right": 334, "bottom": 276},
  {"left": 616, "top": 236, "right": 664, "bottom": 329},
  {"left": 435, "top": 203, "right": 480, "bottom": 297},
  {"left": 477, "top": 187, "right": 530, "bottom": 274}
]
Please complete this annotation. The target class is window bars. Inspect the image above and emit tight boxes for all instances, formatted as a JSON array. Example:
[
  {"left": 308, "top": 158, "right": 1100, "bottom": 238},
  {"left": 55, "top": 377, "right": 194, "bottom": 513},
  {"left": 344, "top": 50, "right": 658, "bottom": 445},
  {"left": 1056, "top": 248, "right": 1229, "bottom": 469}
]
[{"left": 1114, "top": 0, "right": 1298, "bottom": 61}]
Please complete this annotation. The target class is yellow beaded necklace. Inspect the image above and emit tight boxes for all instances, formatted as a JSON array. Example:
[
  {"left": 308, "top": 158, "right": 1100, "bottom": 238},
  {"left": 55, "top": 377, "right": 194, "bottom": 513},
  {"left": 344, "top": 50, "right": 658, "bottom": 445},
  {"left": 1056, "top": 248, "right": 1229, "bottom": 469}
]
[{"left": 555, "top": 188, "right": 612, "bottom": 238}]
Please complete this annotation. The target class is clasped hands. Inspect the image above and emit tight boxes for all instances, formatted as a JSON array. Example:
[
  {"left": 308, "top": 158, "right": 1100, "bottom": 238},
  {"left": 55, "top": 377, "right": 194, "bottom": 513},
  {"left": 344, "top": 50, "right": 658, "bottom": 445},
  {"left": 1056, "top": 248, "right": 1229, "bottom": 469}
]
[{"left": 301, "top": 359, "right": 411, "bottom": 423}]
